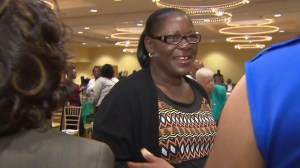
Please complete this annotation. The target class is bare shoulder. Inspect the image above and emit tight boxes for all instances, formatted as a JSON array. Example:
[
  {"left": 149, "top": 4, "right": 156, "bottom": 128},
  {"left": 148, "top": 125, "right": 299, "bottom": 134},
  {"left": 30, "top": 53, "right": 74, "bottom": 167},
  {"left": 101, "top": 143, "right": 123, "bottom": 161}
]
[{"left": 205, "top": 75, "right": 264, "bottom": 168}]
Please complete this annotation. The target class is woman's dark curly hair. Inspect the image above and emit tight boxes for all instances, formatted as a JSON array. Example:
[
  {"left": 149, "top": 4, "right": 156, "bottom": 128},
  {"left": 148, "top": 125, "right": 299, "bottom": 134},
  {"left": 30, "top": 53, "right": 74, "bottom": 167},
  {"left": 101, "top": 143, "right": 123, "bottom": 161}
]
[
  {"left": 0, "top": 0, "right": 72, "bottom": 136},
  {"left": 137, "top": 8, "right": 186, "bottom": 68},
  {"left": 101, "top": 64, "right": 114, "bottom": 79}
]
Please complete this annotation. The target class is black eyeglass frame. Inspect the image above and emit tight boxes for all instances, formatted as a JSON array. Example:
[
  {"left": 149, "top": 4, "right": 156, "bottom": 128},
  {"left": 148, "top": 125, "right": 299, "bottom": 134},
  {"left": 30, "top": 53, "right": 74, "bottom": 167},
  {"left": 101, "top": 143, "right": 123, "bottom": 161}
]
[{"left": 149, "top": 34, "right": 201, "bottom": 45}]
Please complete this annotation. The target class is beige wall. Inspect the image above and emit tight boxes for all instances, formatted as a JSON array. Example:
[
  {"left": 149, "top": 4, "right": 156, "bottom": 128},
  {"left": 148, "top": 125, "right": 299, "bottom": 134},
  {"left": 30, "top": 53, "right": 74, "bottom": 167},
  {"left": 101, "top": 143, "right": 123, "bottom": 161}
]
[
  {"left": 69, "top": 46, "right": 140, "bottom": 84},
  {"left": 70, "top": 42, "right": 272, "bottom": 84},
  {"left": 197, "top": 42, "right": 262, "bottom": 83}
]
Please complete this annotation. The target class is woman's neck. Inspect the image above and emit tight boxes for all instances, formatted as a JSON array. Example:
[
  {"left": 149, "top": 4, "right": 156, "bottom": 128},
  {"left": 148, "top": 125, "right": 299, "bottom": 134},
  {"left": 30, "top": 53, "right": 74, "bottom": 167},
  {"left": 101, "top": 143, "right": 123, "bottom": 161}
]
[
  {"left": 151, "top": 68, "right": 184, "bottom": 88},
  {"left": 150, "top": 67, "right": 195, "bottom": 104}
]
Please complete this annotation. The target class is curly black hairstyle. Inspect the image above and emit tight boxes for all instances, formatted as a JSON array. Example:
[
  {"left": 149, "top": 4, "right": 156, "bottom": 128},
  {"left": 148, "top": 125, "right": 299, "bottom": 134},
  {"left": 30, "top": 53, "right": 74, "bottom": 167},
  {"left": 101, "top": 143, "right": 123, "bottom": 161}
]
[
  {"left": 0, "top": 0, "right": 72, "bottom": 136},
  {"left": 101, "top": 64, "right": 115, "bottom": 79}
]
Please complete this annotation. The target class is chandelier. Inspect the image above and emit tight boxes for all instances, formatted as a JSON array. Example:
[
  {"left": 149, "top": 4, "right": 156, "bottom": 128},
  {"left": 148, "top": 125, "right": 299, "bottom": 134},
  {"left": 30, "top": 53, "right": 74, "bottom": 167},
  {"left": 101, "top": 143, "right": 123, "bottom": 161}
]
[
  {"left": 155, "top": 0, "right": 249, "bottom": 12},
  {"left": 220, "top": 19, "right": 279, "bottom": 49},
  {"left": 191, "top": 12, "right": 232, "bottom": 25},
  {"left": 226, "top": 36, "right": 272, "bottom": 43},
  {"left": 115, "top": 40, "right": 139, "bottom": 47},
  {"left": 154, "top": 0, "right": 250, "bottom": 24},
  {"left": 219, "top": 25, "right": 279, "bottom": 35},
  {"left": 122, "top": 48, "right": 137, "bottom": 53},
  {"left": 235, "top": 44, "right": 265, "bottom": 49},
  {"left": 111, "top": 33, "right": 140, "bottom": 40},
  {"left": 111, "top": 21, "right": 142, "bottom": 52}
]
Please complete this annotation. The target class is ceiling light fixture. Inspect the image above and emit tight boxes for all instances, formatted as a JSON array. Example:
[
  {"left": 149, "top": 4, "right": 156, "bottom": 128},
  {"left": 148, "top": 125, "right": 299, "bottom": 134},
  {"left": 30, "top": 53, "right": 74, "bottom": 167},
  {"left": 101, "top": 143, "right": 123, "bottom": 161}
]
[
  {"left": 221, "top": 18, "right": 278, "bottom": 49},
  {"left": 115, "top": 21, "right": 144, "bottom": 33},
  {"left": 235, "top": 44, "right": 265, "bottom": 49},
  {"left": 227, "top": 19, "right": 274, "bottom": 27},
  {"left": 155, "top": 0, "right": 249, "bottom": 24},
  {"left": 219, "top": 25, "right": 279, "bottom": 35},
  {"left": 111, "top": 32, "right": 140, "bottom": 40},
  {"left": 191, "top": 12, "right": 232, "bottom": 24},
  {"left": 274, "top": 14, "right": 282, "bottom": 17},
  {"left": 90, "top": 9, "right": 98, "bottom": 13},
  {"left": 122, "top": 48, "right": 137, "bottom": 53},
  {"left": 155, "top": 0, "right": 249, "bottom": 12},
  {"left": 115, "top": 27, "right": 143, "bottom": 33},
  {"left": 115, "top": 40, "right": 139, "bottom": 47},
  {"left": 226, "top": 35, "right": 272, "bottom": 43}
]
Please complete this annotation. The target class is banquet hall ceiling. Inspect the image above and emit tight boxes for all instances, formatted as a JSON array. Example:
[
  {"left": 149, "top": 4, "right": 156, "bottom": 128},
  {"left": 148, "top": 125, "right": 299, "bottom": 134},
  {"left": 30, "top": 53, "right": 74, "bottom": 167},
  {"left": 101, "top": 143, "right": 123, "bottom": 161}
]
[{"left": 54, "top": 0, "right": 300, "bottom": 47}]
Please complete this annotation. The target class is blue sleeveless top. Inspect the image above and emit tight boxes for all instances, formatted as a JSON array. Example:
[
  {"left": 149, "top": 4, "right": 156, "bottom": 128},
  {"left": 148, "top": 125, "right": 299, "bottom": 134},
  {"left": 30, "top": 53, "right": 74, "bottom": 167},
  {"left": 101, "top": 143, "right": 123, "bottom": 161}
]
[{"left": 245, "top": 37, "right": 300, "bottom": 168}]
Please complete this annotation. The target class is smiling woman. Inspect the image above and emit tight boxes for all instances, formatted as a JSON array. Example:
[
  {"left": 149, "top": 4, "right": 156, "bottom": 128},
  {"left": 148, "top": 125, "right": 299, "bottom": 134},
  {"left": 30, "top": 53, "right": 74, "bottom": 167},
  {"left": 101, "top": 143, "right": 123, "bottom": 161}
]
[{"left": 92, "top": 8, "right": 216, "bottom": 168}]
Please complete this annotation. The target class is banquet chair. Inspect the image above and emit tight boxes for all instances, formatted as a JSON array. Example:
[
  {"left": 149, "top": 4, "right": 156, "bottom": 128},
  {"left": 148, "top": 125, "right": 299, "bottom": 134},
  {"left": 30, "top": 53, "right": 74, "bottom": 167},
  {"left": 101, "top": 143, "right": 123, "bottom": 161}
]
[{"left": 61, "top": 106, "right": 82, "bottom": 136}]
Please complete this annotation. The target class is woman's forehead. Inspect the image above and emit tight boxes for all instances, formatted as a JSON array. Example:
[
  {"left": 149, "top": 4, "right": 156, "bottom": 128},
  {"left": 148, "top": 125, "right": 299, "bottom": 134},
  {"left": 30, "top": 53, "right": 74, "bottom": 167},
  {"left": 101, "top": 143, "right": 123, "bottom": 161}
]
[{"left": 156, "top": 13, "right": 193, "bottom": 33}]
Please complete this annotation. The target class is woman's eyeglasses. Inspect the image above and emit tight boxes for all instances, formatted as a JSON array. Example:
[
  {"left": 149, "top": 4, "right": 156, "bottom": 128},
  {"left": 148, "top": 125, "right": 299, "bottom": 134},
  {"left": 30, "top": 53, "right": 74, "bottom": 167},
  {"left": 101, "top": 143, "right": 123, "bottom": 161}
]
[{"left": 150, "top": 34, "right": 201, "bottom": 45}]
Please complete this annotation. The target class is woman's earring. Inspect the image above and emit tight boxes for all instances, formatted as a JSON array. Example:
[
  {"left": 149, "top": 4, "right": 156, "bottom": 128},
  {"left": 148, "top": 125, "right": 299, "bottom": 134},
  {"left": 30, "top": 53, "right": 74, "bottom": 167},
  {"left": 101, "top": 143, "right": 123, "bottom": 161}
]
[{"left": 148, "top": 52, "right": 153, "bottom": 58}]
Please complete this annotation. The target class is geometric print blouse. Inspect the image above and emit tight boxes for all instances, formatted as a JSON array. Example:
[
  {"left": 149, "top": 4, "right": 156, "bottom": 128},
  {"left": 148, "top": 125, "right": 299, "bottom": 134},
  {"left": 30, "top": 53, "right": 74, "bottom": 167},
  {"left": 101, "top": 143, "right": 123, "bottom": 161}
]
[{"left": 158, "top": 87, "right": 217, "bottom": 165}]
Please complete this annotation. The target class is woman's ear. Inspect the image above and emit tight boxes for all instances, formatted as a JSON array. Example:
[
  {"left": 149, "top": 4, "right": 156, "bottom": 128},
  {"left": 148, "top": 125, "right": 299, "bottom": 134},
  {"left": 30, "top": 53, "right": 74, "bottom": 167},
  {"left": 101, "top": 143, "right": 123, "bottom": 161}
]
[{"left": 144, "top": 36, "right": 153, "bottom": 53}]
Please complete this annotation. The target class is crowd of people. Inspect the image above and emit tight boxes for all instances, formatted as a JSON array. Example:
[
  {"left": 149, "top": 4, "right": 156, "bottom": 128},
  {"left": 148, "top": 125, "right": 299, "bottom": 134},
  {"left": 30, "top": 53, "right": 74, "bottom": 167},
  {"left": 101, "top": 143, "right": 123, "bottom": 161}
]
[{"left": 1, "top": 0, "right": 300, "bottom": 168}]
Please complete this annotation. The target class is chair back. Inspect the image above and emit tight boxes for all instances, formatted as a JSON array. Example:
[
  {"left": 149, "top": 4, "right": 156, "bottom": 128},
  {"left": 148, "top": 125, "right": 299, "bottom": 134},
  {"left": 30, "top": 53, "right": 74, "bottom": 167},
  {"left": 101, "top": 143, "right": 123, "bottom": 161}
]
[
  {"left": 82, "top": 102, "right": 94, "bottom": 123},
  {"left": 63, "top": 106, "right": 82, "bottom": 134}
]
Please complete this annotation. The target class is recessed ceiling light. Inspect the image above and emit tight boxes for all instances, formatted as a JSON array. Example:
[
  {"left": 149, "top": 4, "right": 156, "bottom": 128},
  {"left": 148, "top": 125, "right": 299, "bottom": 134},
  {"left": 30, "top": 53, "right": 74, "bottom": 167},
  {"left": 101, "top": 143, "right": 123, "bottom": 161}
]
[
  {"left": 84, "top": 26, "right": 90, "bottom": 30},
  {"left": 114, "top": 0, "right": 122, "bottom": 1},
  {"left": 78, "top": 31, "right": 83, "bottom": 34},
  {"left": 137, "top": 23, "right": 143, "bottom": 26},
  {"left": 210, "top": 40, "right": 215, "bottom": 43},
  {"left": 90, "top": 9, "right": 98, "bottom": 13},
  {"left": 82, "top": 43, "right": 86, "bottom": 45},
  {"left": 97, "top": 45, "right": 101, "bottom": 47},
  {"left": 105, "top": 36, "right": 110, "bottom": 39},
  {"left": 279, "top": 30, "right": 285, "bottom": 33},
  {"left": 274, "top": 14, "right": 282, "bottom": 17}
]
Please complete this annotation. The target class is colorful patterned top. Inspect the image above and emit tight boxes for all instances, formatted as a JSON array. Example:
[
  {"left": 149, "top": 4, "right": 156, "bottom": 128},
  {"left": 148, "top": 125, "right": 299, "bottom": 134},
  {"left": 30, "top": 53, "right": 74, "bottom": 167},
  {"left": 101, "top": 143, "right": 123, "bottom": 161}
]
[{"left": 157, "top": 85, "right": 217, "bottom": 167}]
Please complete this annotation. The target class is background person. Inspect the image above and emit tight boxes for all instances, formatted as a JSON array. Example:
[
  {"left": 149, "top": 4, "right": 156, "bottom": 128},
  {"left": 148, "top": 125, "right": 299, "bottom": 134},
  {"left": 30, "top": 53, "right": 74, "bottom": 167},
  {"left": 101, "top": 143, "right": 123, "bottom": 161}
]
[
  {"left": 93, "top": 64, "right": 119, "bottom": 112},
  {"left": 92, "top": 8, "right": 216, "bottom": 168},
  {"left": 86, "top": 66, "right": 101, "bottom": 102},
  {"left": 195, "top": 68, "right": 227, "bottom": 124},
  {"left": 225, "top": 78, "right": 235, "bottom": 92},
  {"left": 213, "top": 69, "right": 224, "bottom": 85},
  {"left": 189, "top": 59, "right": 204, "bottom": 79},
  {"left": 0, "top": 0, "right": 114, "bottom": 167},
  {"left": 66, "top": 66, "right": 81, "bottom": 106}
]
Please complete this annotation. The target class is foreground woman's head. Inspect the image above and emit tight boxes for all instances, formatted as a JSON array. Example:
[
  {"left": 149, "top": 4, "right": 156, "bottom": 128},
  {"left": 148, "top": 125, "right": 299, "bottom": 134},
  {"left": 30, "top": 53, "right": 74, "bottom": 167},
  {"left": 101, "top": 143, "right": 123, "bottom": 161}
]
[{"left": 0, "top": 0, "right": 71, "bottom": 136}]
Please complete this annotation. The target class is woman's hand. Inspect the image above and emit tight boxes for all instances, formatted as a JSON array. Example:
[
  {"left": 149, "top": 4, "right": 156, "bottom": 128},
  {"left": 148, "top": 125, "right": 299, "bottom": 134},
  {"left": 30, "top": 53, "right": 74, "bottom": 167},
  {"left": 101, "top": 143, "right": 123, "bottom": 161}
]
[{"left": 127, "top": 148, "right": 174, "bottom": 168}]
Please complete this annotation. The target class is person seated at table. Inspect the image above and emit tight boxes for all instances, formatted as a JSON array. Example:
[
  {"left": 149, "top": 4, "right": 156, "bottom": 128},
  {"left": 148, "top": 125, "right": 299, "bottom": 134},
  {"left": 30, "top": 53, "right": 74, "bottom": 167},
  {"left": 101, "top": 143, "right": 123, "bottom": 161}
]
[{"left": 0, "top": 0, "right": 114, "bottom": 167}]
